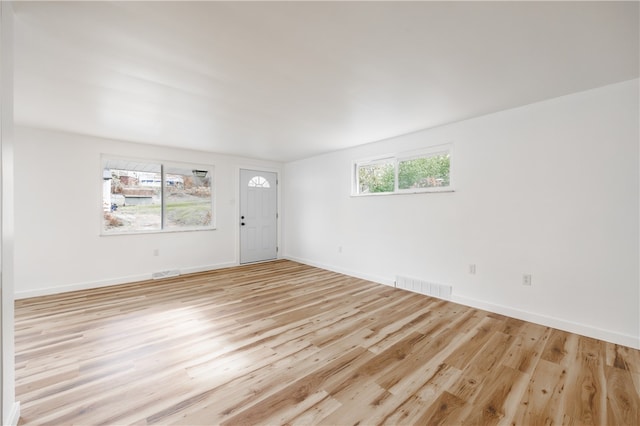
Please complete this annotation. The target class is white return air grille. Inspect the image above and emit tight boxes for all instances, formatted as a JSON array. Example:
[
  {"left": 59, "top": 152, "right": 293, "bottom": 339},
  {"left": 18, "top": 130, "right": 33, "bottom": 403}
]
[
  {"left": 152, "top": 269, "right": 181, "bottom": 280},
  {"left": 395, "top": 276, "right": 452, "bottom": 300}
]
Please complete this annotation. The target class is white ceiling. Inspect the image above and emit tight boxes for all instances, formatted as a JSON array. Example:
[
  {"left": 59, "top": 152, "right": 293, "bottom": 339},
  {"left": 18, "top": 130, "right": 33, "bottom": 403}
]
[{"left": 12, "top": 1, "right": 639, "bottom": 162}]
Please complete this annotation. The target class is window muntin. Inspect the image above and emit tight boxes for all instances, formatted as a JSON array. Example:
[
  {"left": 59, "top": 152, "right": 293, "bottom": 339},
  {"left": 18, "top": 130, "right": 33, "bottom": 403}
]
[
  {"left": 102, "top": 158, "right": 213, "bottom": 234},
  {"left": 353, "top": 145, "right": 452, "bottom": 196},
  {"left": 248, "top": 176, "right": 271, "bottom": 188}
]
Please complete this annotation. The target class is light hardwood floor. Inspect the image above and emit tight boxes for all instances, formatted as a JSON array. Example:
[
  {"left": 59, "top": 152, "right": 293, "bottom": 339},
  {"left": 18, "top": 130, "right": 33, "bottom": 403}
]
[{"left": 15, "top": 260, "right": 640, "bottom": 425}]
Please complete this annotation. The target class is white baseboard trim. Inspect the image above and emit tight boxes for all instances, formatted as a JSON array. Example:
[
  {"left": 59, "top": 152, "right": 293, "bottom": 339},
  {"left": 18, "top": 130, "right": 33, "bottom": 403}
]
[
  {"left": 15, "top": 273, "right": 150, "bottom": 299},
  {"left": 284, "top": 256, "right": 639, "bottom": 350},
  {"left": 178, "top": 262, "right": 238, "bottom": 275},
  {"left": 5, "top": 401, "right": 20, "bottom": 426},
  {"left": 15, "top": 262, "right": 239, "bottom": 300},
  {"left": 451, "top": 295, "right": 639, "bottom": 350},
  {"left": 283, "top": 255, "right": 395, "bottom": 287}
]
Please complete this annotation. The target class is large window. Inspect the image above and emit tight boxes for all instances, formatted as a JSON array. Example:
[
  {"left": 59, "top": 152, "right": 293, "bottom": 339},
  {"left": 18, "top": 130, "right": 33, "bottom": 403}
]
[
  {"left": 102, "top": 157, "right": 214, "bottom": 234},
  {"left": 354, "top": 145, "right": 452, "bottom": 195}
]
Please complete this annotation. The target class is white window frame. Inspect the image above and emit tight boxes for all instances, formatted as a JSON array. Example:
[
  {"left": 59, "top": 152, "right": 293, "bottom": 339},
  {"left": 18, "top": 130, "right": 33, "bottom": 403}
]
[
  {"left": 353, "top": 155, "right": 396, "bottom": 196},
  {"left": 101, "top": 155, "right": 216, "bottom": 235},
  {"left": 352, "top": 144, "right": 454, "bottom": 196}
]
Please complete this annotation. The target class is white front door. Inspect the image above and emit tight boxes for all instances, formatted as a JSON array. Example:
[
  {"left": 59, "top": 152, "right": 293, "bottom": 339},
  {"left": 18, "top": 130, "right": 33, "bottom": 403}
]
[{"left": 239, "top": 169, "right": 277, "bottom": 264}]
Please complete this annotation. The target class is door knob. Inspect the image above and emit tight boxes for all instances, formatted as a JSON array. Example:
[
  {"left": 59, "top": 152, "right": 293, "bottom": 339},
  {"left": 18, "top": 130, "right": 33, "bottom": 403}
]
[
  {"left": 241, "top": 222, "right": 245, "bottom": 226},
  {"left": 241, "top": 215, "right": 245, "bottom": 219}
]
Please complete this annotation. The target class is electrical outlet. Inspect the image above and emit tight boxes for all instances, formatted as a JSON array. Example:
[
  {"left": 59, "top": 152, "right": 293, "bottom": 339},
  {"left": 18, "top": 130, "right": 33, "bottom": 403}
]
[
  {"left": 523, "top": 274, "right": 532, "bottom": 286},
  {"left": 153, "top": 249, "right": 159, "bottom": 256},
  {"left": 338, "top": 246, "right": 343, "bottom": 253},
  {"left": 469, "top": 264, "right": 476, "bottom": 274}
]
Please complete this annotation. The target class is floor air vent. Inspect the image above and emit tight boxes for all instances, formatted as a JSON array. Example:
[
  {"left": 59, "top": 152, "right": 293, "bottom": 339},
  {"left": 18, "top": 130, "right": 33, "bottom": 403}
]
[
  {"left": 395, "top": 276, "right": 452, "bottom": 300},
  {"left": 152, "top": 270, "right": 181, "bottom": 280}
]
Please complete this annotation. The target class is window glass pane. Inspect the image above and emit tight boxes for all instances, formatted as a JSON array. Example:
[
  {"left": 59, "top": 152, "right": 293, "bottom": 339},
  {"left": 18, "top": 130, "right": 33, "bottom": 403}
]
[
  {"left": 102, "top": 159, "right": 214, "bottom": 234},
  {"left": 103, "top": 163, "right": 162, "bottom": 232},
  {"left": 248, "top": 176, "right": 270, "bottom": 188},
  {"left": 164, "top": 168, "right": 213, "bottom": 230},
  {"left": 398, "top": 153, "right": 450, "bottom": 190},
  {"left": 358, "top": 162, "right": 395, "bottom": 193}
]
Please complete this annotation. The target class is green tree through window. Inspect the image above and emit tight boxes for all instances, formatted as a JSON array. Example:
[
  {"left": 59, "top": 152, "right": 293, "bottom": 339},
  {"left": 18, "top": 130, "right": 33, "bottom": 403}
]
[
  {"left": 354, "top": 146, "right": 452, "bottom": 195},
  {"left": 398, "top": 154, "right": 450, "bottom": 190},
  {"left": 358, "top": 162, "right": 395, "bottom": 193}
]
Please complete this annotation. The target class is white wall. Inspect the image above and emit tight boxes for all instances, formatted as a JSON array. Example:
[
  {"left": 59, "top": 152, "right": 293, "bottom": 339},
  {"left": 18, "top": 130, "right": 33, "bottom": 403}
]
[
  {"left": 14, "top": 127, "right": 282, "bottom": 298},
  {"left": 283, "top": 79, "right": 640, "bottom": 349},
  {"left": 1, "top": 1, "right": 19, "bottom": 424}
]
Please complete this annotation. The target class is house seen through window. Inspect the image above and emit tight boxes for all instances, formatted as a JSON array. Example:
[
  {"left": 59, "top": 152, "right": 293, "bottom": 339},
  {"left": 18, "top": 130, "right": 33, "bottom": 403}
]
[{"left": 102, "top": 158, "right": 214, "bottom": 234}]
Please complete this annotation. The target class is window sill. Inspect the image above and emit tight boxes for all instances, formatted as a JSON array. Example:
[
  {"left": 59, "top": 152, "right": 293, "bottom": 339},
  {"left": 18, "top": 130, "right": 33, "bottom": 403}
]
[
  {"left": 351, "top": 188, "right": 455, "bottom": 197},
  {"left": 100, "top": 227, "right": 217, "bottom": 236}
]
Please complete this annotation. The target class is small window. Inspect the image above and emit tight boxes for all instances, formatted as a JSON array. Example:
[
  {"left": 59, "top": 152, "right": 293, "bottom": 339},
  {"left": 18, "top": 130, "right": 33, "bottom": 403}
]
[
  {"left": 353, "top": 145, "right": 452, "bottom": 196},
  {"left": 248, "top": 176, "right": 271, "bottom": 188},
  {"left": 398, "top": 151, "right": 450, "bottom": 191},
  {"left": 102, "top": 157, "right": 214, "bottom": 234},
  {"left": 357, "top": 159, "right": 395, "bottom": 194}
]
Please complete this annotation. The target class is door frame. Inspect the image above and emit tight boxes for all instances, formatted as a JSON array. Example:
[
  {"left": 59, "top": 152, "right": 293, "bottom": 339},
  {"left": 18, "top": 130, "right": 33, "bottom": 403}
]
[{"left": 236, "top": 166, "right": 281, "bottom": 265}]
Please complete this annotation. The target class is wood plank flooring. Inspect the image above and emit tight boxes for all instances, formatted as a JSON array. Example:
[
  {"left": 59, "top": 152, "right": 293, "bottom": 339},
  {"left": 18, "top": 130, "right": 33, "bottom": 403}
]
[{"left": 15, "top": 260, "right": 640, "bottom": 425}]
